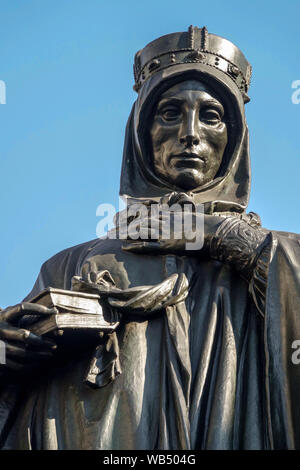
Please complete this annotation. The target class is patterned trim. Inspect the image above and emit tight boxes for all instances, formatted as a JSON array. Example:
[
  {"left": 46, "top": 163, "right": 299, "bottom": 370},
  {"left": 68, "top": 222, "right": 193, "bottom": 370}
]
[
  {"left": 210, "top": 217, "right": 269, "bottom": 282},
  {"left": 134, "top": 48, "right": 251, "bottom": 99}
]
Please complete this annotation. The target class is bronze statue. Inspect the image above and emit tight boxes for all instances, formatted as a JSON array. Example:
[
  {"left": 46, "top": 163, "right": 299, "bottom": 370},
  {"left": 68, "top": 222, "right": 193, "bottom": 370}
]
[{"left": 0, "top": 26, "right": 300, "bottom": 450}]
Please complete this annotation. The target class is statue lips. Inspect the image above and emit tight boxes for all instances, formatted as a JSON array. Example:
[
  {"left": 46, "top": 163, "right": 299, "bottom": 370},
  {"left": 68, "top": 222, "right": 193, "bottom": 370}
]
[{"left": 170, "top": 151, "right": 206, "bottom": 169}]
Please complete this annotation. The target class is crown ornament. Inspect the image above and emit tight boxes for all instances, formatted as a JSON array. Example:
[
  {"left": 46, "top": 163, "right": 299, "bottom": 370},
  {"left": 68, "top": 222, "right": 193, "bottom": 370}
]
[{"left": 133, "top": 26, "right": 252, "bottom": 103}]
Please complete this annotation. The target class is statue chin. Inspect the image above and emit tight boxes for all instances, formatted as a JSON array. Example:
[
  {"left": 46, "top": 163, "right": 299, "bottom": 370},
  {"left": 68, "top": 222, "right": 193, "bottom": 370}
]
[{"left": 163, "top": 169, "right": 211, "bottom": 191}]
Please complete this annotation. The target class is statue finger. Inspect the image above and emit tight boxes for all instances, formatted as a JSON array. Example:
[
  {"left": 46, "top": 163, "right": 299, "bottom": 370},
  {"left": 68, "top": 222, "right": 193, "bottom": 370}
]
[
  {"left": 1, "top": 303, "right": 58, "bottom": 323},
  {"left": 122, "top": 241, "right": 162, "bottom": 253},
  {"left": 81, "top": 259, "right": 99, "bottom": 283},
  {"left": 104, "top": 285, "right": 149, "bottom": 301},
  {"left": 107, "top": 274, "right": 178, "bottom": 313},
  {"left": 5, "top": 343, "right": 54, "bottom": 361},
  {"left": 107, "top": 298, "right": 128, "bottom": 310},
  {"left": 0, "top": 327, "right": 57, "bottom": 350},
  {"left": 124, "top": 275, "right": 177, "bottom": 311}
]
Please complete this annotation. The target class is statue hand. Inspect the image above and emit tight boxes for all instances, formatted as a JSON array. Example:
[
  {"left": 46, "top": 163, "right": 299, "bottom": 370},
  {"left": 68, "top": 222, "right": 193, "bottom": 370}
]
[
  {"left": 74, "top": 271, "right": 188, "bottom": 316},
  {"left": 122, "top": 213, "right": 225, "bottom": 256},
  {"left": 107, "top": 273, "right": 188, "bottom": 315},
  {"left": 0, "top": 303, "right": 57, "bottom": 375},
  {"left": 122, "top": 213, "right": 269, "bottom": 281}
]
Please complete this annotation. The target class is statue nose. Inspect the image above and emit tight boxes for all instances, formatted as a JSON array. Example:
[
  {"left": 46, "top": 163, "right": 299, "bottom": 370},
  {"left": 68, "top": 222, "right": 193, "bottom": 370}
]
[
  {"left": 179, "top": 110, "right": 200, "bottom": 147},
  {"left": 180, "top": 134, "right": 200, "bottom": 147}
]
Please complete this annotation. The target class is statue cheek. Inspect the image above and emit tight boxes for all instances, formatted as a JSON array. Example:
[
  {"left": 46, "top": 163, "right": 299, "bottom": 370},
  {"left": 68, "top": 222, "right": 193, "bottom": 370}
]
[
  {"left": 213, "top": 125, "right": 228, "bottom": 148},
  {"left": 202, "top": 126, "right": 228, "bottom": 152},
  {"left": 152, "top": 126, "right": 178, "bottom": 153}
]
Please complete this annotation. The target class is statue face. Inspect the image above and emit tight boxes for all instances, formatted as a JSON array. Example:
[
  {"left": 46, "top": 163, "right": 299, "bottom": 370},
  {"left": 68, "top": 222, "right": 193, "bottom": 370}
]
[{"left": 150, "top": 80, "right": 228, "bottom": 190}]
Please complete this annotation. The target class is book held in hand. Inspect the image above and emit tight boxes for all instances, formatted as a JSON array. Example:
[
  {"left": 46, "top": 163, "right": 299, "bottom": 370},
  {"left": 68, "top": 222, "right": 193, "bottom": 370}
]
[{"left": 26, "top": 288, "right": 120, "bottom": 343}]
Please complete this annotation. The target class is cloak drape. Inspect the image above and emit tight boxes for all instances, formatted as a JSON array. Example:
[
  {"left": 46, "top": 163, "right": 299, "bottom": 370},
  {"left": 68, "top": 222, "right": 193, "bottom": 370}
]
[{"left": 1, "top": 58, "right": 300, "bottom": 450}]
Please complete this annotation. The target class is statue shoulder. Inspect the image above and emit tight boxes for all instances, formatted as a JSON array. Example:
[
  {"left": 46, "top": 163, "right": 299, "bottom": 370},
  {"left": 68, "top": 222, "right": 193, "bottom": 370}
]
[
  {"left": 24, "top": 238, "right": 102, "bottom": 299},
  {"left": 41, "top": 238, "right": 101, "bottom": 273},
  {"left": 267, "top": 229, "right": 300, "bottom": 242}
]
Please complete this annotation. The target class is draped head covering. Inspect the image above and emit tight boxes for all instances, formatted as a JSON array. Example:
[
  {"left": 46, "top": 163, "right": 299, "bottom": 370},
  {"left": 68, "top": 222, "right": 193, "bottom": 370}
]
[{"left": 120, "top": 26, "right": 252, "bottom": 215}]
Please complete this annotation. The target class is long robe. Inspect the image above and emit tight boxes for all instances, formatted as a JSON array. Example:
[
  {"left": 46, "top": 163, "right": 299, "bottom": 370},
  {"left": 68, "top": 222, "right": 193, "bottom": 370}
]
[
  {"left": 1, "top": 44, "right": 300, "bottom": 450},
  {"left": 1, "top": 228, "right": 300, "bottom": 450}
]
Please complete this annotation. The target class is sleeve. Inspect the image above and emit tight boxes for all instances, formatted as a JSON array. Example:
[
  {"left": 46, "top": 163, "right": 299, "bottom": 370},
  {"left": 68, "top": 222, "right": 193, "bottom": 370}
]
[{"left": 0, "top": 238, "right": 100, "bottom": 446}]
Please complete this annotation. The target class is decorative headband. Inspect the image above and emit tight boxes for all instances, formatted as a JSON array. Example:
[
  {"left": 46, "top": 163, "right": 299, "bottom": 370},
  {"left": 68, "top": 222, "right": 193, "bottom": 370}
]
[{"left": 133, "top": 26, "right": 252, "bottom": 103}]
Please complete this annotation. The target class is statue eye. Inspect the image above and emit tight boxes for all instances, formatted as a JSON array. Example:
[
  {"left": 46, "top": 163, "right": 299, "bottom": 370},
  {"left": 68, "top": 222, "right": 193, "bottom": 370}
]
[
  {"left": 159, "top": 105, "right": 181, "bottom": 121},
  {"left": 200, "top": 108, "right": 222, "bottom": 125}
]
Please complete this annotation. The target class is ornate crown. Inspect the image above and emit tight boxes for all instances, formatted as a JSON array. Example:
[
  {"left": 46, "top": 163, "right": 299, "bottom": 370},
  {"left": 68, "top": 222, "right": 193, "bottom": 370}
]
[{"left": 133, "top": 26, "right": 252, "bottom": 102}]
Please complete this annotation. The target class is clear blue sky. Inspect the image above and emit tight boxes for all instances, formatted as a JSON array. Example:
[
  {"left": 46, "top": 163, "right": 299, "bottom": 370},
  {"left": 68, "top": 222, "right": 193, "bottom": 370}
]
[{"left": 1, "top": 0, "right": 299, "bottom": 306}]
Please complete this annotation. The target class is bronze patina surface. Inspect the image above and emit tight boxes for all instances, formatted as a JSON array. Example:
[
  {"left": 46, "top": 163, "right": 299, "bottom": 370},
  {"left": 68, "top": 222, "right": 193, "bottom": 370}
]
[{"left": 0, "top": 26, "right": 300, "bottom": 450}]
